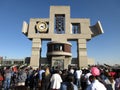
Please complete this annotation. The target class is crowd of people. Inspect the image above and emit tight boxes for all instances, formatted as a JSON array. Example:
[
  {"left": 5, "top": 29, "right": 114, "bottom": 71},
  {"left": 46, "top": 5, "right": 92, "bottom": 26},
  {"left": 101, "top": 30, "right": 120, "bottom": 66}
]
[{"left": 0, "top": 65, "right": 120, "bottom": 90}]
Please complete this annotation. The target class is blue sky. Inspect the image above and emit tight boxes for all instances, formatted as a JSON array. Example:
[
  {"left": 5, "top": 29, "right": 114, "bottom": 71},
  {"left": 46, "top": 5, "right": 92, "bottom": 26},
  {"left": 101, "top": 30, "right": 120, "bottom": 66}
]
[{"left": 0, "top": 0, "right": 120, "bottom": 65}]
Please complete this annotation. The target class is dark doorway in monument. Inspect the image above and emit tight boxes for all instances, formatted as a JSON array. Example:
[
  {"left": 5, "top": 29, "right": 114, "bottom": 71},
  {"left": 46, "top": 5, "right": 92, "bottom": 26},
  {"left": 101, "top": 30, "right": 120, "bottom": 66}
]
[{"left": 53, "top": 59, "right": 64, "bottom": 70}]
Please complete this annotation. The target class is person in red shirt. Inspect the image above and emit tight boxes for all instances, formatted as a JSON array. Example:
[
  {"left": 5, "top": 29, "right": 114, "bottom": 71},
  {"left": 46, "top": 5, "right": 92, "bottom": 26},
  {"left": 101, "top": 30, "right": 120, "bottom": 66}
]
[{"left": 0, "top": 72, "right": 4, "bottom": 88}]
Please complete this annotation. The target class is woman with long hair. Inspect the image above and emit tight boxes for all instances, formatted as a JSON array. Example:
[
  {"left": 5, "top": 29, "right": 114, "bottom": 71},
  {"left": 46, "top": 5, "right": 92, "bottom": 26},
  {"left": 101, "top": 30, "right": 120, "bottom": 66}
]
[{"left": 41, "top": 67, "right": 51, "bottom": 90}]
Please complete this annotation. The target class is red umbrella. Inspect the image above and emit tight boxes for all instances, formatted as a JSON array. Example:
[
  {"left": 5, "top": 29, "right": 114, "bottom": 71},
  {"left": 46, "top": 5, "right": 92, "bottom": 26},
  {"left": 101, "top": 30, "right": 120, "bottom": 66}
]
[{"left": 91, "top": 67, "right": 100, "bottom": 76}]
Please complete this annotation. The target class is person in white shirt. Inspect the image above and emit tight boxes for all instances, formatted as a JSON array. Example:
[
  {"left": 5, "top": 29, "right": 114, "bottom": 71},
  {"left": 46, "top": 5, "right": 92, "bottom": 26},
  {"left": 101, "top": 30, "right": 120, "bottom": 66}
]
[
  {"left": 50, "top": 70, "right": 62, "bottom": 90},
  {"left": 69, "top": 67, "right": 74, "bottom": 75},
  {"left": 75, "top": 67, "right": 82, "bottom": 88},
  {"left": 86, "top": 75, "right": 107, "bottom": 90},
  {"left": 85, "top": 70, "right": 92, "bottom": 86},
  {"left": 104, "top": 75, "right": 115, "bottom": 90}
]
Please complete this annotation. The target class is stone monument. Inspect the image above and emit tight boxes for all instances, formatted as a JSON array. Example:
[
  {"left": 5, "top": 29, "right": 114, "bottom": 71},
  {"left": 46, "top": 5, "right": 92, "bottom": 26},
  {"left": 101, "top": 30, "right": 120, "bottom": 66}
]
[{"left": 22, "top": 6, "right": 104, "bottom": 69}]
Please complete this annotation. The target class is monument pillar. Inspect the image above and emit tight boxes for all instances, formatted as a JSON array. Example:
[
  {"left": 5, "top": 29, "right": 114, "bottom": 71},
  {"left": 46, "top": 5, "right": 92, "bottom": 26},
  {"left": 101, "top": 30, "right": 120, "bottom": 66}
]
[
  {"left": 30, "top": 38, "right": 41, "bottom": 68},
  {"left": 77, "top": 39, "right": 88, "bottom": 68}
]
